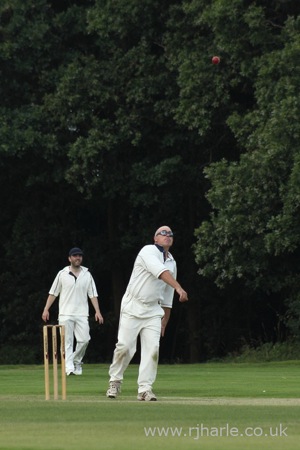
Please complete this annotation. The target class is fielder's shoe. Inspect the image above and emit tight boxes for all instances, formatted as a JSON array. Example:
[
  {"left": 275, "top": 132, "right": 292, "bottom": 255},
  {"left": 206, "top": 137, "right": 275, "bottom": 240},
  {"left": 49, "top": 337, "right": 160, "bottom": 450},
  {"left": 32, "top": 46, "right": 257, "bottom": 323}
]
[
  {"left": 106, "top": 381, "right": 121, "bottom": 398},
  {"left": 137, "top": 390, "right": 157, "bottom": 401},
  {"left": 66, "top": 370, "right": 74, "bottom": 376},
  {"left": 73, "top": 363, "right": 83, "bottom": 375}
]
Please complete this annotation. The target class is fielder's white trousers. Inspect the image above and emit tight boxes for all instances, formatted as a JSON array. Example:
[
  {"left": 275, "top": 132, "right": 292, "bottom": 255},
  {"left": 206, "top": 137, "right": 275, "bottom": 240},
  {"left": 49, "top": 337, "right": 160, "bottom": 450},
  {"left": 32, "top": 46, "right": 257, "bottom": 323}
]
[
  {"left": 59, "top": 315, "right": 90, "bottom": 373},
  {"left": 109, "top": 312, "right": 161, "bottom": 393}
]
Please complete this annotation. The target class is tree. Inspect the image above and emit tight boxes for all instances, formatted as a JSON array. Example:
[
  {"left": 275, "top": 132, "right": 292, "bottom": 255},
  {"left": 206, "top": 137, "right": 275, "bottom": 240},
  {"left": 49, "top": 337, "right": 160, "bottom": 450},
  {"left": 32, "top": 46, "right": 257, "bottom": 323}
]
[
  {"left": 0, "top": 0, "right": 206, "bottom": 362},
  {"left": 1, "top": 0, "right": 299, "bottom": 363},
  {"left": 194, "top": 15, "right": 300, "bottom": 341}
]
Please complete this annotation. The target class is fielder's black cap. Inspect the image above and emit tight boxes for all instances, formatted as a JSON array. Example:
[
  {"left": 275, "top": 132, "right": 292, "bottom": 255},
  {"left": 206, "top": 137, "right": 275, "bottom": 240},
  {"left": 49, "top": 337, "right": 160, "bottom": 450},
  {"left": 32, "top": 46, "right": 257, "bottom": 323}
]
[{"left": 69, "top": 247, "right": 84, "bottom": 256}]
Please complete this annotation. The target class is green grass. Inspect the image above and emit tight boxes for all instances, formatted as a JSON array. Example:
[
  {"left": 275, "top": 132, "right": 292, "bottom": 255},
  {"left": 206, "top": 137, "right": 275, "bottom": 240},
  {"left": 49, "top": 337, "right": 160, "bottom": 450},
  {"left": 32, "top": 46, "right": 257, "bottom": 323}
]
[{"left": 0, "top": 362, "right": 299, "bottom": 450}]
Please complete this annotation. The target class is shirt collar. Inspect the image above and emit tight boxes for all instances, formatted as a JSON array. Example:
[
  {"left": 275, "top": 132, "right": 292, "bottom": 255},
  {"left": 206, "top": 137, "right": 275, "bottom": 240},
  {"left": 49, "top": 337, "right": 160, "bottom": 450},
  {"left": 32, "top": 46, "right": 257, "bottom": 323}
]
[
  {"left": 155, "top": 244, "right": 169, "bottom": 261},
  {"left": 155, "top": 244, "right": 164, "bottom": 253}
]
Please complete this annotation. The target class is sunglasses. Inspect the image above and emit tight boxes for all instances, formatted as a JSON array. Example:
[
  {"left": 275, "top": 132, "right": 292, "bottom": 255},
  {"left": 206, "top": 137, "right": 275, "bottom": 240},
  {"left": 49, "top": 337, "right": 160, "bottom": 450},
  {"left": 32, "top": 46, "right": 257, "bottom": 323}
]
[{"left": 156, "top": 230, "right": 174, "bottom": 237}]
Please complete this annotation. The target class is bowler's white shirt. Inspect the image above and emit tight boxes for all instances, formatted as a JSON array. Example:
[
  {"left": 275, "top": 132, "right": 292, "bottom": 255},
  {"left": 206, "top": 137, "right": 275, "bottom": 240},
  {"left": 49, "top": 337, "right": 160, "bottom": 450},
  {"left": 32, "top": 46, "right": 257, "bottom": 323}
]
[{"left": 121, "top": 244, "right": 177, "bottom": 318}]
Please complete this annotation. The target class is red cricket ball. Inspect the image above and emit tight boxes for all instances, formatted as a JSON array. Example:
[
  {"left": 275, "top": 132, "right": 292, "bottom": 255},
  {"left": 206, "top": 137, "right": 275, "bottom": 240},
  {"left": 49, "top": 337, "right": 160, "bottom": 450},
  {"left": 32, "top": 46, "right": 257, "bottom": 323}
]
[{"left": 212, "top": 56, "right": 220, "bottom": 65}]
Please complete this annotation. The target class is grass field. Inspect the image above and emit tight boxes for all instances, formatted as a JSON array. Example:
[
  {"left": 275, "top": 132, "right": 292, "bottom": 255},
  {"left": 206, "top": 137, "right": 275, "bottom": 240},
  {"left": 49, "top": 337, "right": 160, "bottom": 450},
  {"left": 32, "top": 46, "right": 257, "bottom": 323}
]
[{"left": 0, "top": 362, "right": 299, "bottom": 450}]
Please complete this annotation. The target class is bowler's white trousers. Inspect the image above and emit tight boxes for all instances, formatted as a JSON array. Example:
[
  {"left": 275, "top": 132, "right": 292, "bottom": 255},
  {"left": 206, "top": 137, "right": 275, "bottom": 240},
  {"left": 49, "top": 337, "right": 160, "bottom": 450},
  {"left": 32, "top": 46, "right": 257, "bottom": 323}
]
[
  {"left": 59, "top": 315, "right": 90, "bottom": 373},
  {"left": 109, "top": 312, "right": 161, "bottom": 393}
]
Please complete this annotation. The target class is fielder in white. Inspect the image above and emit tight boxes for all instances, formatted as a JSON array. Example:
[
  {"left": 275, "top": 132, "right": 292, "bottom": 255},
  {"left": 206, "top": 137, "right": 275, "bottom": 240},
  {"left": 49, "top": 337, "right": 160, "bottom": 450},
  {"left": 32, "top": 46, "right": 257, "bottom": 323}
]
[
  {"left": 42, "top": 247, "right": 104, "bottom": 375},
  {"left": 106, "top": 225, "right": 188, "bottom": 401}
]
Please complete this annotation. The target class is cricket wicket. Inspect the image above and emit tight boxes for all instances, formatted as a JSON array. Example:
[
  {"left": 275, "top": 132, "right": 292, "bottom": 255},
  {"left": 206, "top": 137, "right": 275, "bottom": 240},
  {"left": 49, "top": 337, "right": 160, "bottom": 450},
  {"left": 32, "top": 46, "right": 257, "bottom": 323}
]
[{"left": 43, "top": 325, "right": 67, "bottom": 400}]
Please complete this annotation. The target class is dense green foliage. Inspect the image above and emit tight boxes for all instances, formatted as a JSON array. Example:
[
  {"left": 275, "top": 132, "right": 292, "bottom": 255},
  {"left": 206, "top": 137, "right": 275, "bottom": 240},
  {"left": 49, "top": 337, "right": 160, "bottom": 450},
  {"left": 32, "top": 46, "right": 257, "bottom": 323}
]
[
  {"left": 0, "top": 0, "right": 299, "bottom": 363},
  {"left": 194, "top": 3, "right": 300, "bottom": 342}
]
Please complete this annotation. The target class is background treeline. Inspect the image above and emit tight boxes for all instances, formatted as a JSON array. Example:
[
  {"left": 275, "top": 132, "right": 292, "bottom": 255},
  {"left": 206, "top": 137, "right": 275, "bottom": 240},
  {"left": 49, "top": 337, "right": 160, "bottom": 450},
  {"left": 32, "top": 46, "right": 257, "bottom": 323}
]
[{"left": 1, "top": 0, "right": 300, "bottom": 364}]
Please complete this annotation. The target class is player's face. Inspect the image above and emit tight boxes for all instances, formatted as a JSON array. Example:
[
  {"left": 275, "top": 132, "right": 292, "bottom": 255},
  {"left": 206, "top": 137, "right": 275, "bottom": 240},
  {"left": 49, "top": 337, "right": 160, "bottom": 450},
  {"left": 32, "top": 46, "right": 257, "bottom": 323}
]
[
  {"left": 69, "top": 254, "right": 83, "bottom": 267},
  {"left": 154, "top": 228, "right": 174, "bottom": 249}
]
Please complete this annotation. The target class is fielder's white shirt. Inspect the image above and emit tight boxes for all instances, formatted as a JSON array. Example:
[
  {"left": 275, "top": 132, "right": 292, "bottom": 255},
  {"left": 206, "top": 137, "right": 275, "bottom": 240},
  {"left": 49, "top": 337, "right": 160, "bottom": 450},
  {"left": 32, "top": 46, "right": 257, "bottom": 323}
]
[
  {"left": 49, "top": 266, "right": 98, "bottom": 316},
  {"left": 121, "top": 244, "right": 177, "bottom": 318}
]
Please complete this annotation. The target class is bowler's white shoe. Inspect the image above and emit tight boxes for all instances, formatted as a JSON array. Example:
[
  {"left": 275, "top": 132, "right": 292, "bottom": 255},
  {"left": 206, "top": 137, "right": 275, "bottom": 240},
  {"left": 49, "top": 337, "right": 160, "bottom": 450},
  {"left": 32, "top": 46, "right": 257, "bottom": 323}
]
[
  {"left": 106, "top": 381, "right": 121, "bottom": 398},
  {"left": 137, "top": 390, "right": 157, "bottom": 401}
]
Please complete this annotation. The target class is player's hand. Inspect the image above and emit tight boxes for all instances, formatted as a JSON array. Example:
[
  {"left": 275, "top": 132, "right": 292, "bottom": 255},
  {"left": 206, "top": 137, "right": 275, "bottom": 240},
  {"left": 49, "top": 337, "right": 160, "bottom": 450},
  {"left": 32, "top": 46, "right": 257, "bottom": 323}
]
[
  {"left": 177, "top": 288, "right": 188, "bottom": 303},
  {"left": 95, "top": 312, "right": 104, "bottom": 324},
  {"left": 42, "top": 310, "right": 49, "bottom": 322}
]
